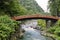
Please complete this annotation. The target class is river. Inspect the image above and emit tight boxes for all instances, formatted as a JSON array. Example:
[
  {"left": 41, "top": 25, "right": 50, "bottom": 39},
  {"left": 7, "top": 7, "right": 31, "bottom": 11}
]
[{"left": 20, "top": 20, "right": 53, "bottom": 40}]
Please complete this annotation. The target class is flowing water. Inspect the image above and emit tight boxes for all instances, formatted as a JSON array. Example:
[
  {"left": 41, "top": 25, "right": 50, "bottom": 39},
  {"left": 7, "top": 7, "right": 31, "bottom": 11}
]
[{"left": 20, "top": 20, "right": 53, "bottom": 40}]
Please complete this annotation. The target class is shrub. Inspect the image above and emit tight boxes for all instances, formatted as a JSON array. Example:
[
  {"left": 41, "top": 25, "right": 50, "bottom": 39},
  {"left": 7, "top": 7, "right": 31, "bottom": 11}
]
[
  {"left": 37, "top": 19, "right": 46, "bottom": 27},
  {"left": 0, "top": 15, "right": 19, "bottom": 40},
  {"left": 54, "top": 27, "right": 60, "bottom": 36},
  {"left": 47, "top": 27, "right": 56, "bottom": 34}
]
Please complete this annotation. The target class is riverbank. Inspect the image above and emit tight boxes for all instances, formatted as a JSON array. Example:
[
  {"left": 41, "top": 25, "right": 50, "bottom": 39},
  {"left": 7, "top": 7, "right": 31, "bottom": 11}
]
[
  {"left": 41, "top": 30, "right": 60, "bottom": 40},
  {"left": 41, "top": 31, "right": 55, "bottom": 39},
  {"left": 39, "top": 20, "right": 60, "bottom": 40}
]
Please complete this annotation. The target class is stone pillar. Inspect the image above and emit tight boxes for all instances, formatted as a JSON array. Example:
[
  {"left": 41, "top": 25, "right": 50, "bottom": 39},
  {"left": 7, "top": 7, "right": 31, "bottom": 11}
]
[
  {"left": 46, "top": 20, "right": 51, "bottom": 28},
  {"left": 51, "top": 20, "right": 57, "bottom": 26}
]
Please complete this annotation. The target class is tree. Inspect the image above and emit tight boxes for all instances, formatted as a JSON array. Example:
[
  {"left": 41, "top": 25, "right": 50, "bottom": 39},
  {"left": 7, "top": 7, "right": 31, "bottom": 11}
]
[
  {"left": 0, "top": 0, "right": 28, "bottom": 17},
  {"left": 48, "top": 0, "right": 60, "bottom": 17},
  {"left": 20, "top": 0, "right": 44, "bottom": 14}
]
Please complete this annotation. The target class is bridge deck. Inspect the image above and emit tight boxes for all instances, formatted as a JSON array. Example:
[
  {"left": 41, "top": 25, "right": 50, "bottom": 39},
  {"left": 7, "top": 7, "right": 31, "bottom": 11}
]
[{"left": 12, "top": 14, "right": 59, "bottom": 20}]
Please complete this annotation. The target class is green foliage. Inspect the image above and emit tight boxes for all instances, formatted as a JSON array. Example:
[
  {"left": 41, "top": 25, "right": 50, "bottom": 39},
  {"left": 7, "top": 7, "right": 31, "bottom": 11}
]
[
  {"left": 0, "top": 0, "right": 45, "bottom": 16},
  {"left": 20, "top": 0, "right": 44, "bottom": 14},
  {"left": 0, "top": 0, "right": 29, "bottom": 16},
  {"left": 54, "top": 27, "right": 60, "bottom": 36},
  {"left": 38, "top": 19, "right": 46, "bottom": 27},
  {"left": 48, "top": 0, "right": 60, "bottom": 16},
  {"left": 0, "top": 15, "right": 19, "bottom": 40},
  {"left": 47, "top": 26, "right": 56, "bottom": 34},
  {"left": 47, "top": 20, "right": 60, "bottom": 40},
  {"left": 56, "top": 37, "right": 60, "bottom": 40},
  {"left": 37, "top": 19, "right": 46, "bottom": 30}
]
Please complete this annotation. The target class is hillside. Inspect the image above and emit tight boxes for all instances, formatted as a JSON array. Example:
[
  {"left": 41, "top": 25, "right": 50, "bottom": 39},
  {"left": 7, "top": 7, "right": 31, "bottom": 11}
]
[{"left": 19, "top": 0, "right": 44, "bottom": 14}]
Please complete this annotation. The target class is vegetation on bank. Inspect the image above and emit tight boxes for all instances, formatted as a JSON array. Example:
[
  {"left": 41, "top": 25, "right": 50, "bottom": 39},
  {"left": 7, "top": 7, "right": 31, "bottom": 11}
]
[
  {"left": 37, "top": 19, "right": 46, "bottom": 30},
  {"left": 38, "top": 19, "right": 60, "bottom": 40},
  {"left": 47, "top": 20, "right": 60, "bottom": 40},
  {"left": 0, "top": 15, "right": 20, "bottom": 40}
]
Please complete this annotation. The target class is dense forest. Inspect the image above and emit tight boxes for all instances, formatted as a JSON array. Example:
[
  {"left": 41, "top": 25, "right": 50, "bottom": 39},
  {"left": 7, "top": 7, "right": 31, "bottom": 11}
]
[{"left": 20, "top": 0, "right": 44, "bottom": 14}]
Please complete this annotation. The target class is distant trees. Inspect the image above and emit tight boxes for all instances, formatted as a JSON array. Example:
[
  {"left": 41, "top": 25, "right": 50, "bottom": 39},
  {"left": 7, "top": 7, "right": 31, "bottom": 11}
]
[
  {"left": 20, "top": 0, "right": 44, "bottom": 14},
  {"left": 48, "top": 0, "right": 60, "bottom": 17}
]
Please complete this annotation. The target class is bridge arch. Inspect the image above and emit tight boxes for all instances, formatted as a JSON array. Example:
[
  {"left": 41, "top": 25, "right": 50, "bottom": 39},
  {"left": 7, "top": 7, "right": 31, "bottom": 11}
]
[
  {"left": 12, "top": 14, "right": 59, "bottom": 20},
  {"left": 12, "top": 14, "right": 59, "bottom": 27}
]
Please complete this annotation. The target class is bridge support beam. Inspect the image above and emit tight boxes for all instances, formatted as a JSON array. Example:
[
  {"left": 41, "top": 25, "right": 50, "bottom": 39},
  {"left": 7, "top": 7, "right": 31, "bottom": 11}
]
[
  {"left": 46, "top": 20, "right": 51, "bottom": 28},
  {"left": 51, "top": 20, "right": 57, "bottom": 26}
]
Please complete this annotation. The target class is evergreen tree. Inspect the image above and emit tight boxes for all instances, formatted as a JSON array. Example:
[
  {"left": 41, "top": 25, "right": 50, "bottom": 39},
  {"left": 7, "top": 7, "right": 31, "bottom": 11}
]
[{"left": 48, "top": 0, "right": 60, "bottom": 16}]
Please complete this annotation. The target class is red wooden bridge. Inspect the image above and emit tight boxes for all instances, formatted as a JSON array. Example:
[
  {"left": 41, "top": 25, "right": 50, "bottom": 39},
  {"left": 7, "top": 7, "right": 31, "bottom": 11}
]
[
  {"left": 12, "top": 14, "right": 60, "bottom": 27},
  {"left": 12, "top": 14, "right": 59, "bottom": 20}
]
